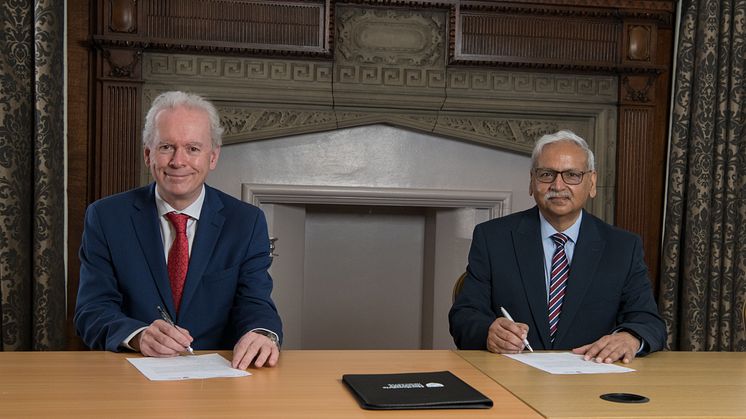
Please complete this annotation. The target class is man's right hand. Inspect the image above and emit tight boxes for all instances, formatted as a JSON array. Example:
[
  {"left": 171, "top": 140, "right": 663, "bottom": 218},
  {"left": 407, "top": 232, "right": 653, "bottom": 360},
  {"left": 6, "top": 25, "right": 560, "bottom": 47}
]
[
  {"left": 486, "top": 317, "right": 530, "bottom": 353},
  {"left": 131, "top": 319, "right": 193, "bottom": 357}
]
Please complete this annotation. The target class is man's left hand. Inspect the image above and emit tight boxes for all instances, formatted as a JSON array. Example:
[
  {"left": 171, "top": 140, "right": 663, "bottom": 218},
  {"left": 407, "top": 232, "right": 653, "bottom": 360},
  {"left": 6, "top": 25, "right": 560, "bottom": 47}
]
[
  {"left": 232, "top": 331, "right": 280, "bottom": 369},
  {"left": 571, "top": 331, "right": 640, "bottom": 364}
]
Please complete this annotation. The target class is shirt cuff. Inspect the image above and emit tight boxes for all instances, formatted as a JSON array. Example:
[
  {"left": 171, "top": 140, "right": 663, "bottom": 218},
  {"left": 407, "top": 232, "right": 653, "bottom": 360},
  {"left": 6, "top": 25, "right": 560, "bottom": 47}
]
[{"left": 121, "top": 326, "right": 148, "bottom": 351}]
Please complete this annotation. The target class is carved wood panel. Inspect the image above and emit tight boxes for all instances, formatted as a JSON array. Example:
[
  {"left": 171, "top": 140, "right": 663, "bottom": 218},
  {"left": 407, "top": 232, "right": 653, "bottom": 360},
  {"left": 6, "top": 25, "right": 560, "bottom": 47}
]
[
  {"left": 97, "top": 0, "right": 331, "bottom": 56},
  {"left": 456, "top": 11, "right": 622, "bottom": 67},
  {"left": 94, "top": 45, "right": 144, "bottom": 198},
  {"left": 97, "top": 83, "right": 142, "bottom": 197}
]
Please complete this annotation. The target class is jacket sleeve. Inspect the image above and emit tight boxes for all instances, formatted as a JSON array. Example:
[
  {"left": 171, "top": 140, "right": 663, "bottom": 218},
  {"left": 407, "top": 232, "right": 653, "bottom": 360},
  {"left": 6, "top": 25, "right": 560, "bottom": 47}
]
[
  {"left": 229, "top": 209, "right": 283, "bottom": 344},
  {"left": 615, "top": 234, "right": 667, "bottom": 354},
  {"left": 448, "top": 224, "right": 496, "bottom": 349},
  {"left": 74, "top": 204, "right": 147, "bottom": 351}
]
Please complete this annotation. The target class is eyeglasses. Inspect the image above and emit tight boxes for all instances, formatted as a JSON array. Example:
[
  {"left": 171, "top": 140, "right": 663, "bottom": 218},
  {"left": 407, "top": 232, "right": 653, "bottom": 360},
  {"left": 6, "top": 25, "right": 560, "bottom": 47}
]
[{"left": 533, "top": 168, "right": 592, "bottom": 185}]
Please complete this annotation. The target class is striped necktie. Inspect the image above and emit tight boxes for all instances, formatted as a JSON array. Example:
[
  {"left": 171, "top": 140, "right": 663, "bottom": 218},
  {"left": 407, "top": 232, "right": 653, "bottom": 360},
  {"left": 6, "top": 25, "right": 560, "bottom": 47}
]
[{"left": 548, "top": 233, "right": 570, "bottom": 342}]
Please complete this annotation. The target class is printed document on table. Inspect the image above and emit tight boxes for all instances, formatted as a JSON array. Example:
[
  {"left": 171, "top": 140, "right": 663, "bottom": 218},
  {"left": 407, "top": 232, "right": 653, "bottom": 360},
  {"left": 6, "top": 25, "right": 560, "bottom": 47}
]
[
  {"left": 503, "top": 352, "right": 635, "bottom": 374},
  {"left": 127, "top": 353, "right": 250, "bottom": 381}
]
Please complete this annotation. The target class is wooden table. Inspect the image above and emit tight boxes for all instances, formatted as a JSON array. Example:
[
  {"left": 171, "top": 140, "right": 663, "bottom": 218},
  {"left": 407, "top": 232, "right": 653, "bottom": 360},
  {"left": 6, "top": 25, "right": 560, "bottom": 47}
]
[
  {"left": 458, "top": 350, "right": 746, "bottom": 418},
  {"left": 0, "top": 350, "right": 541, "bottom": 418}
]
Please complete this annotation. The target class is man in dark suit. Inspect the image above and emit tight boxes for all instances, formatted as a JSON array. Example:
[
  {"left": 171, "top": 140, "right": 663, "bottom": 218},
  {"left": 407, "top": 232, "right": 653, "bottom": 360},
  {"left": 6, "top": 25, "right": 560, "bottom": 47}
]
[
  {"left": 75, "top": 91, "right": 282, "bottom": 369},
  {"left": 449, "top": 130, "right": 666, "bottom": 363}
]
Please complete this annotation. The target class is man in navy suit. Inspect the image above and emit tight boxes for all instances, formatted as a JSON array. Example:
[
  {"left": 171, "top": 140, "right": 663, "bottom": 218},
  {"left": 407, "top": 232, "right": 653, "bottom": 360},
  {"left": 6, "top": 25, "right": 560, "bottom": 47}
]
[
  {"left": 449, "top": 130, "right": 666, "bottom": 363},
  {"left": 75, "top": 91, "right": 282, "bottom": 369}
]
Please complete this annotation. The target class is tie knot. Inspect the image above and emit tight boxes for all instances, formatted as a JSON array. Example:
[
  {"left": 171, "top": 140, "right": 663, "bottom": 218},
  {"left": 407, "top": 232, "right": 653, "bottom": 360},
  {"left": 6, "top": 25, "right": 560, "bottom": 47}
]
[
  {"left": 165, "top": 212, "right": 190, "bottom": 233},
  {"left": 551, "top": 233, "right": 569, "bottom": 247}
]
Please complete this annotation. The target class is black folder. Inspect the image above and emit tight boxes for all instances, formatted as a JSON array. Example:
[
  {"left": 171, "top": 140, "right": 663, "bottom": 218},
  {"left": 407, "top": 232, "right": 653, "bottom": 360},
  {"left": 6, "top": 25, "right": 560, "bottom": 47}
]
[{"left": 342, "top": 371, "right": 493, "bottom": 410}]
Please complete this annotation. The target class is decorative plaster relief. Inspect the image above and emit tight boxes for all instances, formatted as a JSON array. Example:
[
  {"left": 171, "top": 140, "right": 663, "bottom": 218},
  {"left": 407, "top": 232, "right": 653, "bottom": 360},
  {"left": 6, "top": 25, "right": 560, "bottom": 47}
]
[
  {"left": 337, "top": 65, "right": 447, "bottom": 88},
  {"left": 143, "top": 52, "right": 615, "bottom": 169},
  {"left": 215, "top": 104, "right": 566, "bottom": 158},
  {"left": 435, "top": 117, "right": 559, "bottom": 151},
  {"left": 336, "top": 5, "right": 445, "bottom": 67},
  {"left": 145, "top": 53, "right": 614, "bottom": 103},
  {"left": 146, "top": 54, "right": 333, "bottom": 83},
  {"left": 447, "top": 71, "right": 616, "bottom": 100},
  {"left": 220, "top": 107, "right": 337, "bottom": 143}
]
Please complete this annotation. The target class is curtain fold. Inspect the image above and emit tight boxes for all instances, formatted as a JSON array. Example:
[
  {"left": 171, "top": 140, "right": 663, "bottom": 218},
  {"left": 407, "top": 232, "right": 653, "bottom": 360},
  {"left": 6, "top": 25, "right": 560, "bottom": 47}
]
[
  {"left": 0, "top": 0, "right": 66, "bottom": 350},
  {"left": 659, "top": 0, "right": 746, "bottom": 351}
]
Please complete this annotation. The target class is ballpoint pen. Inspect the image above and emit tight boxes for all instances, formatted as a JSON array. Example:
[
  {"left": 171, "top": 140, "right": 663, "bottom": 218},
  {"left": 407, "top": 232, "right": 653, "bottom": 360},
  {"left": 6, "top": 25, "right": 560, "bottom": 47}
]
[
  {"left": 156, "top": 305, "right": 195, "bottom": 355},
  {"left": 499, "top": 306, "right": 534, "bottom": 352}
]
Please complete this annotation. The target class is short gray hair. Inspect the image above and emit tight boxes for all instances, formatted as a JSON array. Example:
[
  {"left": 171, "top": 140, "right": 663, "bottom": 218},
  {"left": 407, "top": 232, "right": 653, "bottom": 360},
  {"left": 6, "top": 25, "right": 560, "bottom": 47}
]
[
  {"left": 531, "top": 129, "right": 595, "bottom": 171},
  {"left": 142, "top": 91, "right": 224, "bottom": 149}
]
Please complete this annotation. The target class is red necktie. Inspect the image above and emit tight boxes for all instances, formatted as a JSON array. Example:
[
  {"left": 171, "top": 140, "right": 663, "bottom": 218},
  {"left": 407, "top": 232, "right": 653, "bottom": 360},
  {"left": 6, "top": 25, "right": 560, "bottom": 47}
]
[
  {"left": 548, "top": 233, "right": 570, "bottom": 342},
  {"left": 165, "top": 212, "right": 190, "bottom": 313}
]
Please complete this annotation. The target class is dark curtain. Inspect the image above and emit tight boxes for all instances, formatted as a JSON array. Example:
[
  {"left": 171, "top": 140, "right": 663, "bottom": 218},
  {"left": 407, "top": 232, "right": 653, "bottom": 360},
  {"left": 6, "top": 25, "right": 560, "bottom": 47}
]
[
  {"left": 0, "top": 0, "right": 65, "bottom": 349},
  {"left": 659, "top": 0, "right": 746, "bottom": 351}
]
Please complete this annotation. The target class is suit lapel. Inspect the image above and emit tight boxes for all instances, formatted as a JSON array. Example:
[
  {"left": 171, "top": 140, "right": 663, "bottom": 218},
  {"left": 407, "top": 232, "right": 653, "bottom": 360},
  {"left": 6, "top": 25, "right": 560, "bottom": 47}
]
[
  {"left": 177, "top": 186, "right": 225, "bottom": 321},
  {"left": 513, "top": 207, "right": 551, "bottom": 349},
  {"left": 131, "top": 184, "right": 175, "bottom": 314},
  {"left": 553, "top": 211, "right": 605, "bottom": 347}
]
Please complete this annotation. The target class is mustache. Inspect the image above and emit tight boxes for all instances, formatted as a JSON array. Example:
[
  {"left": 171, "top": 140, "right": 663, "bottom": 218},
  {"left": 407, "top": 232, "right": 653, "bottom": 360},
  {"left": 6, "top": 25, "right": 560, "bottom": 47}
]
[{"left": 543, "top": 191, "right": 571, "bottom": 200}]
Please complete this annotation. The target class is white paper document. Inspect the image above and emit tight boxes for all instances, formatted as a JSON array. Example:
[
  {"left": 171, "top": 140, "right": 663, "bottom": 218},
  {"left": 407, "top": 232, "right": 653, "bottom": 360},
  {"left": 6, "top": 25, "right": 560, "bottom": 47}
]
[
  {"left": 503, "top": 352, "right": 636, "bottom": 374},
  {"left": 127, "top": 353, "right": 251, "bottom": 381}
]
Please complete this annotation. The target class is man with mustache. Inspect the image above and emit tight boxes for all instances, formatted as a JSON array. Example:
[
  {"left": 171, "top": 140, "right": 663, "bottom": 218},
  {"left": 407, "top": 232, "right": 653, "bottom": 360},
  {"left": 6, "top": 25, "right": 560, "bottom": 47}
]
[{"left": 449, "top": 130, "right": 666, "bottom": 363}]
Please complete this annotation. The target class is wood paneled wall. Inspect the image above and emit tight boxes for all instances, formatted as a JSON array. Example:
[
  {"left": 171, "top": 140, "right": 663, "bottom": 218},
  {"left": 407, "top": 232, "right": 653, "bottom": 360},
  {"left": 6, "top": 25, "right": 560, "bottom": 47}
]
[{"left": 67, "top": 0, "right": 675, "bottom": 349}]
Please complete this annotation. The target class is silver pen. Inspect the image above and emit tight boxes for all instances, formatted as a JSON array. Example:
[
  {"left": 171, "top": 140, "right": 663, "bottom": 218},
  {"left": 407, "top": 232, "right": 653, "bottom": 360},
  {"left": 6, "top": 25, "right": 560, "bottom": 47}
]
[
  {"left": 156, "top": 305, "right": 194, "bottom": 355},
  {"left": 500, "top": 306, "right": 534, "bottom": 352}
]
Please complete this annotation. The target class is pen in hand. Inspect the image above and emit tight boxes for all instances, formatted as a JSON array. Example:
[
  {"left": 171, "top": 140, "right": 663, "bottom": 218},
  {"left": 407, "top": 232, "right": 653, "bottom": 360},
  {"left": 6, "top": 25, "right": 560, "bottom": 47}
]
[
  {"left": 156, "top": 305, "right": 194, "bottom": 355},
  {"left": 499, "top": 306, "right": 534, "bottom": 352}
]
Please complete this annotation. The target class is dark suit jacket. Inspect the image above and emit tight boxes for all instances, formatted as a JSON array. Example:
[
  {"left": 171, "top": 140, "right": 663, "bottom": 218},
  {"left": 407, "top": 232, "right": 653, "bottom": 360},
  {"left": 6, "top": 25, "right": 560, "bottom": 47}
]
[
  {"left": 74, "top": 183, "right": 282, "bottom": 351},
  {"left": 449, "top": 207, "right": 666, "bottom": 352}
]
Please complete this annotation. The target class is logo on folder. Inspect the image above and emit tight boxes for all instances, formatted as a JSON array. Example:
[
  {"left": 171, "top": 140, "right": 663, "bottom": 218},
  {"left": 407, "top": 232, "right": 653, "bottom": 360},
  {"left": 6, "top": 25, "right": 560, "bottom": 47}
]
[{"left": 381, "top": 382, "right": 445, "bottom": 389}]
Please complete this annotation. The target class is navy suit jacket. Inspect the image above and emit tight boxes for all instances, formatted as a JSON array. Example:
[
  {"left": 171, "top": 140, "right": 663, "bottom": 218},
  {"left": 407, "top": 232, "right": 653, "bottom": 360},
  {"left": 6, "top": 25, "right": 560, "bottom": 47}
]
[
  {"left": 74, "top": 183, "right": 282, "bottom": 351},
  {"left": 449, "top": 207, "right": 666, "bottom": 352}
]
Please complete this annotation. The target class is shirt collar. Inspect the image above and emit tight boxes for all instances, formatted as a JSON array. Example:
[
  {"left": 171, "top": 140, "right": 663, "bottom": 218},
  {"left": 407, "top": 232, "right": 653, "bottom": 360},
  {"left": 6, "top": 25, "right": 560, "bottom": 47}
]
[
  {"left": 154, "top": 185, "right": 205, "bottom": 220},
  {"left": 539, "top": 210, "right": 583, "bottom": 244}
]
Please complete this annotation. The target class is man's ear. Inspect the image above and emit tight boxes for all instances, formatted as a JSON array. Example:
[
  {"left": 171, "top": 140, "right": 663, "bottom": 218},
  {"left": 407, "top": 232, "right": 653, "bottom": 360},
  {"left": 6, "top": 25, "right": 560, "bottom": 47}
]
[
  {"left": 209, "top": 146, "right": 221, "bottom": 170},
  {"left": 589, "top": 170, "right": 597, "bottom": 198}
]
